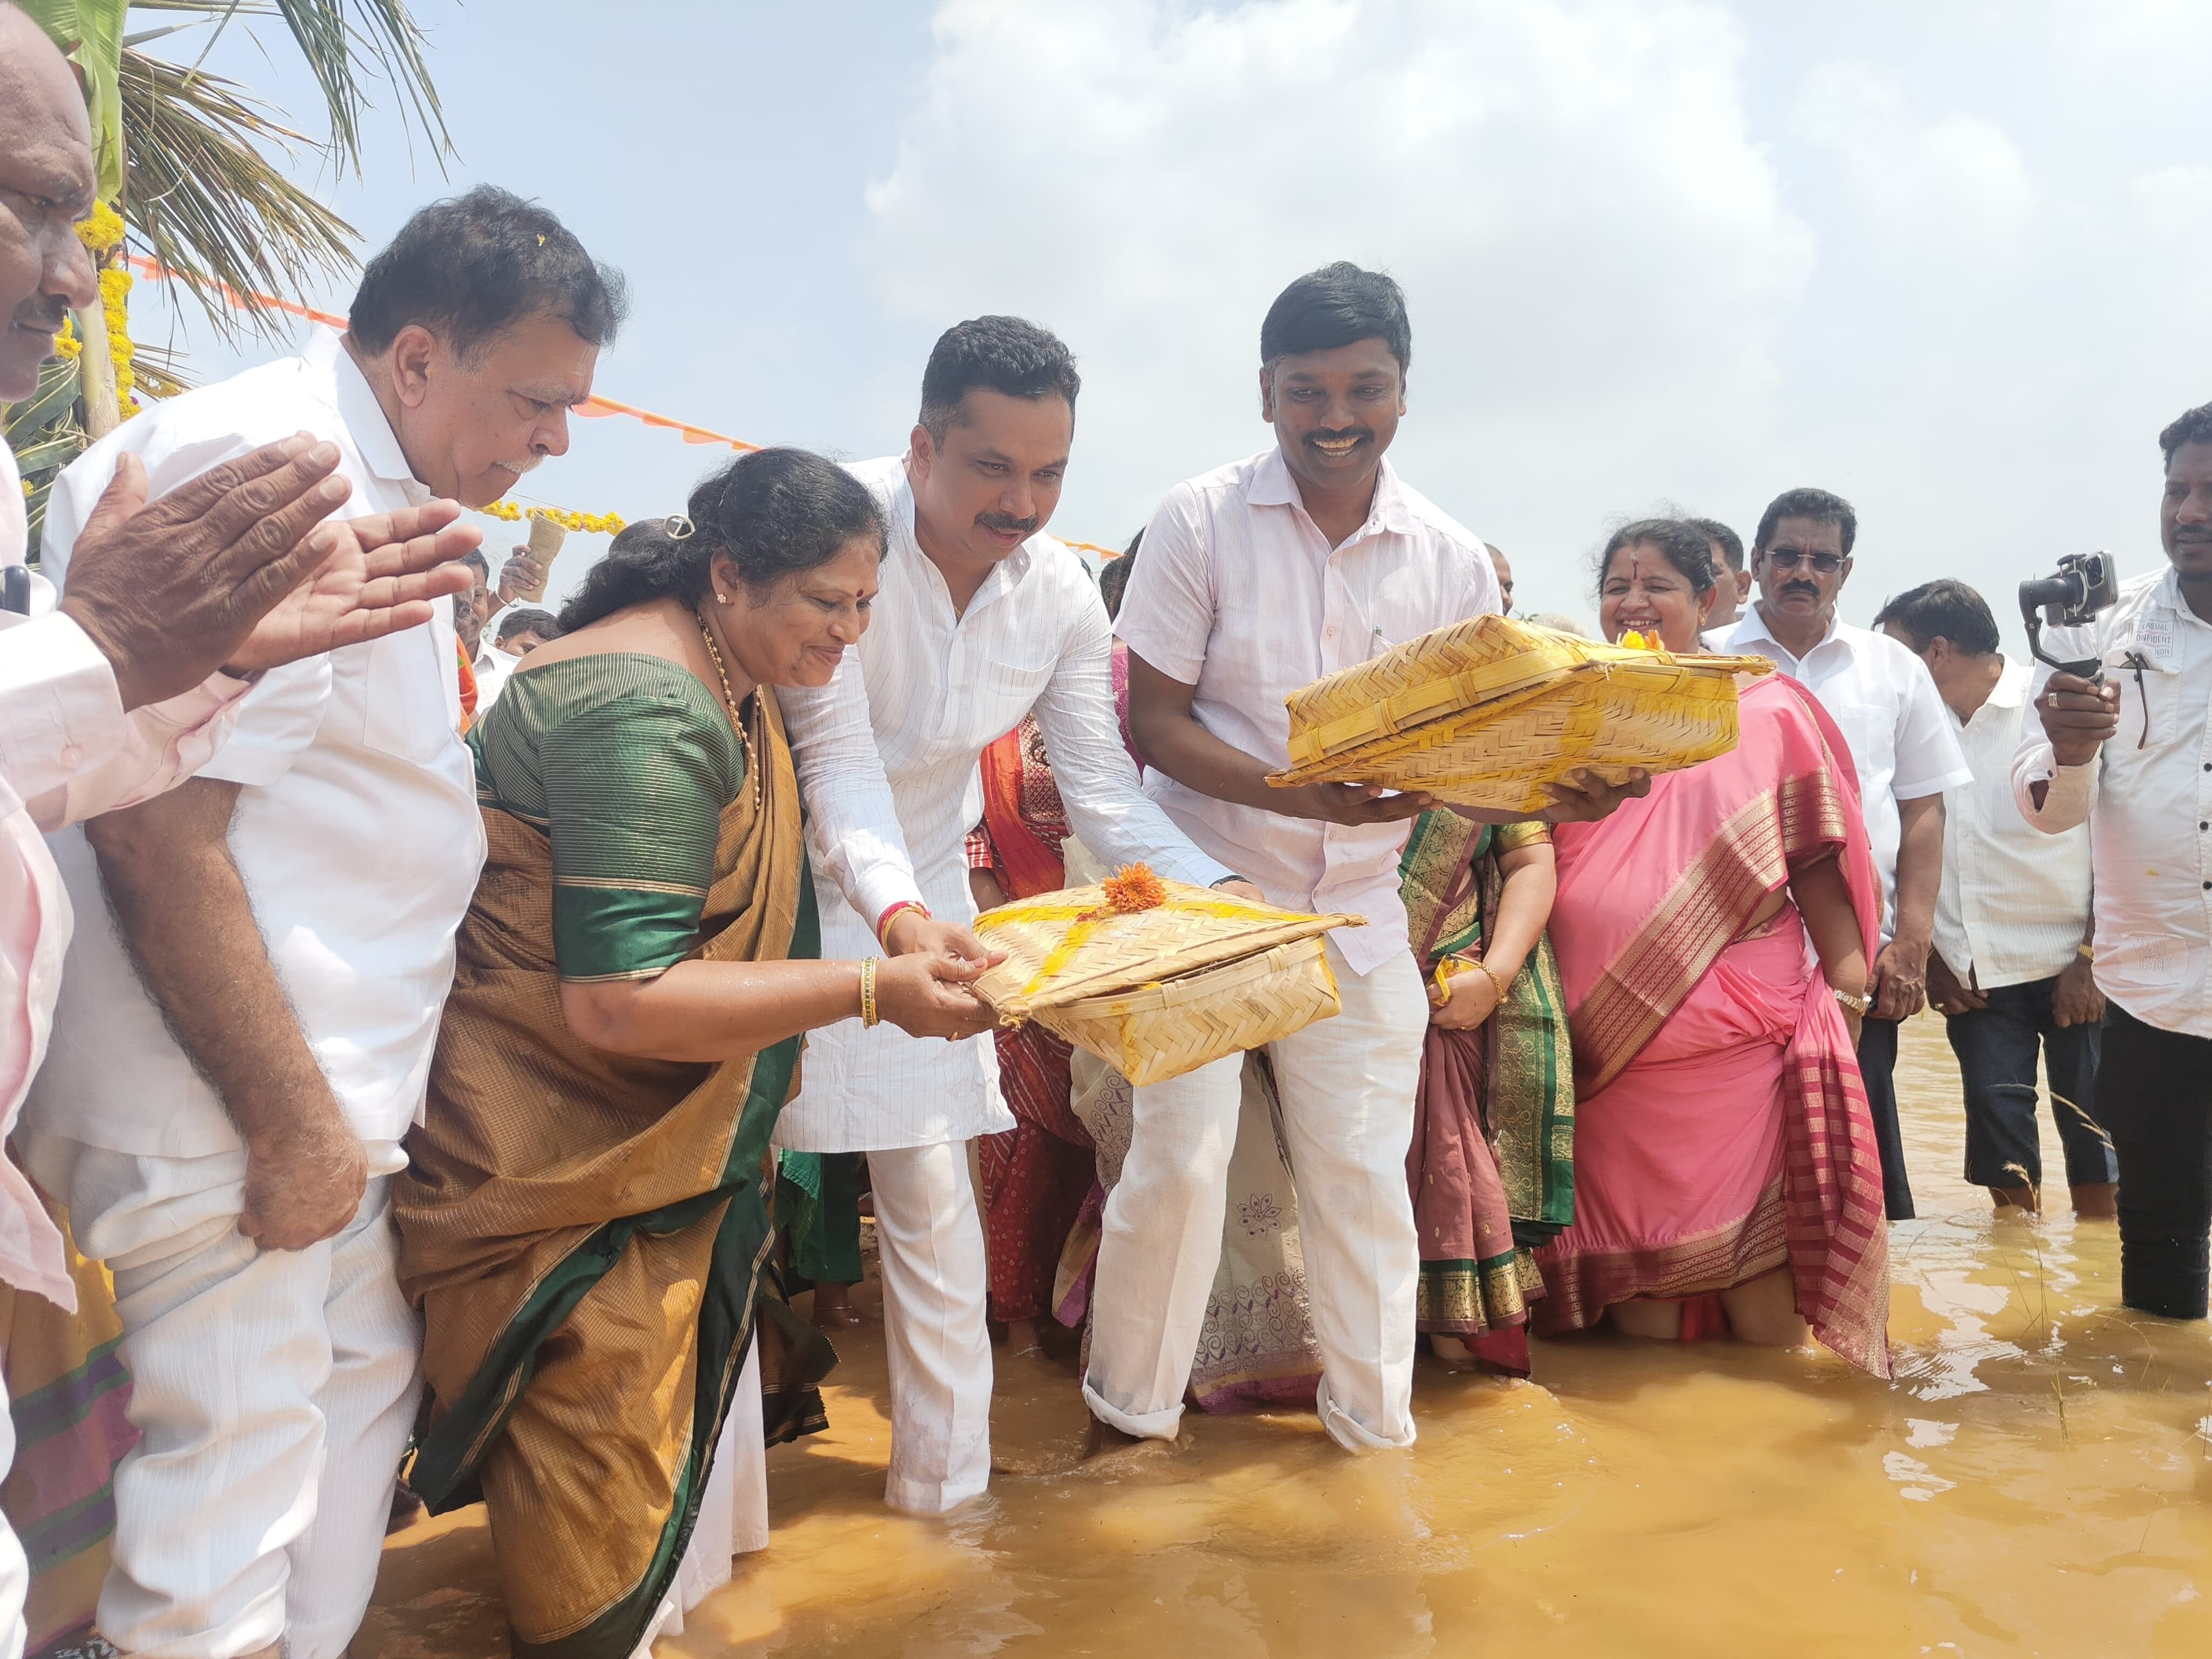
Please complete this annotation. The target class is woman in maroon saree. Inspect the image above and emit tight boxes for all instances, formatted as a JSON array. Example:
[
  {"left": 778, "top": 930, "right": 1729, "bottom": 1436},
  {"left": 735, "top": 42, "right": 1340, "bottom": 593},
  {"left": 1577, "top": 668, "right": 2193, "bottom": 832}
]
[{"left": 1535, "top": 520, "right": 1892, "bottom": 1375}]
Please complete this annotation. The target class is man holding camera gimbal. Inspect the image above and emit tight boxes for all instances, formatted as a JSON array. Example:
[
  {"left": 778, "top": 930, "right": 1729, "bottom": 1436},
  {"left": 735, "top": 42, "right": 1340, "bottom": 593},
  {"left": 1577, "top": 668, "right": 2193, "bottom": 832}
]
[{"left": 2015, "top": 401, "right": 2212, "bottom": 1321}]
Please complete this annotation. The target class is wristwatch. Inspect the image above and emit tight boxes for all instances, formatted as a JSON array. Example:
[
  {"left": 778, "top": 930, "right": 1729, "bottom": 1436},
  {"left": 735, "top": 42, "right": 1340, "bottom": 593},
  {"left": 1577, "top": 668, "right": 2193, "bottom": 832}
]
[{"left": 1832, "top": 987, "right": 1872, "bottom": 1016}]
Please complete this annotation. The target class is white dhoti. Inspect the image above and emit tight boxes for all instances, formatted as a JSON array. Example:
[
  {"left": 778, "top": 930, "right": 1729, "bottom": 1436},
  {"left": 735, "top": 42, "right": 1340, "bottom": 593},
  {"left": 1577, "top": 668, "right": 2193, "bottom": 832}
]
[
  {"left": 1082, "top": 939, "right": 1428, "bottom": 1452},
  {"left": 15, "top": 1136, "right": 421, "bottom": 1659}
]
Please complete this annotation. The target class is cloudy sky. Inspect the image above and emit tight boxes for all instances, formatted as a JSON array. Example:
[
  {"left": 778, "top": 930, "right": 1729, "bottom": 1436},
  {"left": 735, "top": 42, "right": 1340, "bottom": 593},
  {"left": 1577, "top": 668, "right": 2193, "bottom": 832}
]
[{"left": 138, "top": 0, "right": 2212, "bottom": 640}]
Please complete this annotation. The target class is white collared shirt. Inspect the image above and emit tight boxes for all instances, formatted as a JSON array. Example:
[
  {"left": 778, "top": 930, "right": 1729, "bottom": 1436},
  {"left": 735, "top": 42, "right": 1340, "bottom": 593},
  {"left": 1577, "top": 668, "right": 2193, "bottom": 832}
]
[
  {"left": 27, "top": 327, "right": 485, "bottom": 1159},
  {"left": 1112, "top": 446, "right": 1500, "bottom": 976},
  {"left": 473, "top": 643, "right": 517, "bottom": 712},
  {"left": 1, "top": 438, "right": 247, "bottom": 1304},
  {"left": 1932, "top": 659, "right": 2092, "bottom": 989},
  {"left": 776, "top": 455, "right": 1231, "bottom": 1152},
  {"left": 2012, "top": 565, "right": 2212, "bottom": 1037},
  {"left": 1718, "top": 606, "right": 1971, "bottom": 945}
]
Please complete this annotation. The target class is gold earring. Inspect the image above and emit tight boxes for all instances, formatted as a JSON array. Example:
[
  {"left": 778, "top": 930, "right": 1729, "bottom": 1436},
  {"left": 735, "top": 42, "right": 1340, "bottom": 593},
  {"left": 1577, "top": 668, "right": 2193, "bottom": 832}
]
[{"left": 717, "top": 591, "right": 731, "bottom": 604}]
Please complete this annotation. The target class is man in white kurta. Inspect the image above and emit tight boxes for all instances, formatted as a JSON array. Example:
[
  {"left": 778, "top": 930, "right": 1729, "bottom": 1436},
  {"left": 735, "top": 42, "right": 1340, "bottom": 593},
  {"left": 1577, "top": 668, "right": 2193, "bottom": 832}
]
[
  {"left": 22, "top": 187, "right": 621, "bottom": 1659},
  {"left": 779, "top": 317, "right": 1235, "bottom": 1514},
  {"left": 1105, "top": 264, "right": 1508, "bottom": 1454}
]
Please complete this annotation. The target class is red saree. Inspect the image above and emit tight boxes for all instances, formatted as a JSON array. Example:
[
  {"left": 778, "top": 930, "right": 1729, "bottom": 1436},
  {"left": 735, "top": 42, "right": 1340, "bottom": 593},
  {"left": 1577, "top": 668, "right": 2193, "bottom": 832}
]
[
  {"left": 973, "top": 713, "right": 1095, "bottom": 1324},
  {"left": 1535, "top": 674, "right": 1893, "bottom": 1378}
]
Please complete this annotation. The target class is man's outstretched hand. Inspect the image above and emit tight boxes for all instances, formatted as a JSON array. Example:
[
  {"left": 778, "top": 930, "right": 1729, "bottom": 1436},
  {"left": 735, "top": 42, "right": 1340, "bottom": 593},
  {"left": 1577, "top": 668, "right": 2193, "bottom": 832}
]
[{"left": 225, "top": 500, "right": 481, "bottom": 672}]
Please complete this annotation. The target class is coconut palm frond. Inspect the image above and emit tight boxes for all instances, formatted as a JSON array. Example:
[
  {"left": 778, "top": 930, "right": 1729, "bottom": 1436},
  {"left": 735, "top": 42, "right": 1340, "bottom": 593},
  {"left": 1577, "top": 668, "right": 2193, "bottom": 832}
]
[
  {"left": 132, "top": 0, "right": 450, "bottom": 168},
  {"left": 119, "top": 46, "right": 360, "bottom": 342},
  {"left": 1, "top": 358, "right": 91, "bottom": 556},
  {"left": 129, "top": 340, "right": 197, "bottom": 401}
]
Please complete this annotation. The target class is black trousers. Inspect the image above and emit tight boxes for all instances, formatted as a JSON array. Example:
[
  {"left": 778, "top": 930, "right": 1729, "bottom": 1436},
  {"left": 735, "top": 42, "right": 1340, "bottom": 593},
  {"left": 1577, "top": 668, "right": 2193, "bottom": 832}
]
[
  {"left": 1857, "top": 1016, "right": 1914, "bottom": 1220},
  {"left": 2098, "top": 1005, "right": 2212, "bottom": 1320}
]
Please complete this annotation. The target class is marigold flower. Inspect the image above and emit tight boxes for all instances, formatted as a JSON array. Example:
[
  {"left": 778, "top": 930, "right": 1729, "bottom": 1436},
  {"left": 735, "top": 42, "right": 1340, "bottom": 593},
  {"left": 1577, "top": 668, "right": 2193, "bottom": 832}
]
[{"left": 1101, "top": 863, "right": 1167, "bottom": 914}]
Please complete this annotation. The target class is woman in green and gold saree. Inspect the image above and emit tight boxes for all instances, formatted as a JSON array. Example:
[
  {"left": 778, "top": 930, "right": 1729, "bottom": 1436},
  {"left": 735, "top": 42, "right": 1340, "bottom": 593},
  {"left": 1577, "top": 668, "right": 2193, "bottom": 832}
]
[
  {"left": 393, "top": 449, "right": 998, "bottom": 1659},
  {"left": 1399, "top": 812, "right": 1575, "bottom": 1375}
]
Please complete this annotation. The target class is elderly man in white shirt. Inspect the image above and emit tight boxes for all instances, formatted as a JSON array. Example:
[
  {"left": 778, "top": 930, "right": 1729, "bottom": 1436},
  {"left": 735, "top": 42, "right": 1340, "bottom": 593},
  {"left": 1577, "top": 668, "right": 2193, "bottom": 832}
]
[
  {"left": 1112, "top": 262, "right": 1641, "bottom": 1456},
  {"left": 21, "top": 186, "right": 624, "bottom": 1659},
  {"left": 779, "top": 316, "right": 1240, "bottom": 1515},
  {"left": 1718, "top": 487, "right": 1971, "bottom": 1221},
  {"left": 2017, "top": 401, "right": 2212, "bottom": 1320},
  {"left": 1873, "top": 579, "right": 2115, "bottom": 1219},
  {"left": 0, "top": 23, "right": 476, "bottom": 1659}
]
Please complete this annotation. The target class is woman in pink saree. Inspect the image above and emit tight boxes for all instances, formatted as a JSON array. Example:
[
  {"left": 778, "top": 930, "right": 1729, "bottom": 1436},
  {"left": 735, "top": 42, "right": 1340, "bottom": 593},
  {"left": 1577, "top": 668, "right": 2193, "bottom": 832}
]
[{"left": 1535, "top": 520, "right": 1893, "bottom": 1377}]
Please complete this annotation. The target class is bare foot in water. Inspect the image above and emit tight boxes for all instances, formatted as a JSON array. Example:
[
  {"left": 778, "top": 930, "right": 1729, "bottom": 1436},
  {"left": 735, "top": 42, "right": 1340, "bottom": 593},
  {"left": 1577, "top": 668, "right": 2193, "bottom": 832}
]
[
  {"left": 1081, "top": 1414, "right": 1155, "bottom": 1461},
  {"left": 2072, "top": 1181, "right": 2118, "bottom": 1221},
  {"left": 812, "top": 1281, "right": 861, "bottom": 1328},
  {"left": 1005, "top": 1318, "right": 1042, "bottom": 1356},
  {"left": 1429, "top": 1333, "right": 1477, "bottom": 1370}
]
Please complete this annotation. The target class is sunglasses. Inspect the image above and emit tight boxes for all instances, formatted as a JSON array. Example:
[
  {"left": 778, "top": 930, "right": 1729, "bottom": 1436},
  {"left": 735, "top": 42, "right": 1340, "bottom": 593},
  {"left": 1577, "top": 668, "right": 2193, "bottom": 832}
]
[{"left": 1764, "top": 548, "right": 1844, "bottom": 575}]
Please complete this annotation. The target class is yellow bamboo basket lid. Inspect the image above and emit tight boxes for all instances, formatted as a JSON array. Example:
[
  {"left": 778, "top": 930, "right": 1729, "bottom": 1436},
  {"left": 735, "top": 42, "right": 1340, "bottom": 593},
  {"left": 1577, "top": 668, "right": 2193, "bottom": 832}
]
[
  {"left": 1266, "top": 614, "right": 1774, "bottom": 813},
  {"left": 972, "top": 867, "right": 1363, "bottom": 1087}
]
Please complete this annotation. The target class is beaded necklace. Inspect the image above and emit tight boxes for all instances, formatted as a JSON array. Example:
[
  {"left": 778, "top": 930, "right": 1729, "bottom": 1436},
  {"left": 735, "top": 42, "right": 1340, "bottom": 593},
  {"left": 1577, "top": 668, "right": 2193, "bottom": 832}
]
[{"left": 694, "top": 610, "right": 763, "bottom": 813}]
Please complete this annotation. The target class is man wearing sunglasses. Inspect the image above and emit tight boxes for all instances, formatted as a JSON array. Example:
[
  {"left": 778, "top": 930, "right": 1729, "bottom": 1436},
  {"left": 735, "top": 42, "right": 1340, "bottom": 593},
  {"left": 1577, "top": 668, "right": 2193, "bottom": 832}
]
[{"left": 1717, "top": 487, "right": 1970, "bottom": 1222}]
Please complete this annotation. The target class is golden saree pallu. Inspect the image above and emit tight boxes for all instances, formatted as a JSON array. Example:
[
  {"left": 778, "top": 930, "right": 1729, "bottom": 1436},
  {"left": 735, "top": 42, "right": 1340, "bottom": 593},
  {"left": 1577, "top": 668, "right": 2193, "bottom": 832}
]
[
  {"left": 1266, "top": 613, "right": 1775, "bottom": 813},
  {"left": 972, "top": 867, "right": 1361, "bottom": 1087}
]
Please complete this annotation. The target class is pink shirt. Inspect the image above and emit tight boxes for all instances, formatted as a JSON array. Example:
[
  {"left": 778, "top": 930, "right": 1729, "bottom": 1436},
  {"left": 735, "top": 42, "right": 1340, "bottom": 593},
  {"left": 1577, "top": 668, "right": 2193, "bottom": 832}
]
[
  {"left": 1114, "top": 447, "right": 1500, "bottom": 976},
  {"left": 0, "top": 439, "right": 246, "bottom": 1307}
]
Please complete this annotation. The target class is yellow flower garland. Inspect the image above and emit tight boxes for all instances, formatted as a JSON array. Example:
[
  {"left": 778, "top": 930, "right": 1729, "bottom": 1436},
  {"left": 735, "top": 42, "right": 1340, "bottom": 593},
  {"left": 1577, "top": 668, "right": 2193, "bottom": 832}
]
[{"left": 481, "top": 501, "right": 626, "bottom": 536}]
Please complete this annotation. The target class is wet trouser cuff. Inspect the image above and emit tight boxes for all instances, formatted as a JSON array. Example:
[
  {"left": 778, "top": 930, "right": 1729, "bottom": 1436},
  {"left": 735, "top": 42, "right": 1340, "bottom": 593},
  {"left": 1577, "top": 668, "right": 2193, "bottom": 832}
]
[
  {"left": 2119, "top": 1234, "right": 2210, "bottom": 1321},
  {"left": 1081, "top": 1374, "right": 1182, "bottom": 1442},
  {"left": 1318, "top": 1376, "right": 1417, "bottom": 1453}
]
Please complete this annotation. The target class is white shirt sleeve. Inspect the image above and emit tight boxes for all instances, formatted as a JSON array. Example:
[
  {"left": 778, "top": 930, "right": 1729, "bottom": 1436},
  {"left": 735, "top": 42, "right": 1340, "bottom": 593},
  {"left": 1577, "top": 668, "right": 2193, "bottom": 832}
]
[
  {"left": 43, "top": 430, "right": 333, "bottom": 790},
  {"left": 2010, "top": 652, "right": 2096, "bottom": 834},
  {"left": 0, "top": 606, "right": 130, "bottom": 802},
  {"left": 1112, "top": 485, "right": 1214, "bottom": 684},
  {"left": 1031, "top": 584, "right": 1233, "bottom": 891},
  {"left": 1888, "top": 645, "right": 1974, "bottom": 800},
  {"left": 780, "top": 652, "right": 926, "bottom": 933}
]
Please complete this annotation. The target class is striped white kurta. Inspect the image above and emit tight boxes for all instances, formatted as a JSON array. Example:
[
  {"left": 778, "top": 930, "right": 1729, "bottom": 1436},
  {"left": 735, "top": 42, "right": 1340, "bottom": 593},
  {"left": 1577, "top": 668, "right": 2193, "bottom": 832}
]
[{"left": 775, "top": 456, "right": 1231, "bottom": 1152}]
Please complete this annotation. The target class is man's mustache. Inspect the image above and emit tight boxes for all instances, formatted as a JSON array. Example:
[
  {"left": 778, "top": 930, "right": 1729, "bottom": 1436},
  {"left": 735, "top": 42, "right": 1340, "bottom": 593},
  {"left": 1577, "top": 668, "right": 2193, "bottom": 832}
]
[
  {"left": 976, "top": 510, "right": 1038, "bottom": 536},
  {"left": 1781, "top": 582, "right": 1822, "bottom": 599},
  {"left": 11, "top": 299, "right": 69, "bottom": 339}
]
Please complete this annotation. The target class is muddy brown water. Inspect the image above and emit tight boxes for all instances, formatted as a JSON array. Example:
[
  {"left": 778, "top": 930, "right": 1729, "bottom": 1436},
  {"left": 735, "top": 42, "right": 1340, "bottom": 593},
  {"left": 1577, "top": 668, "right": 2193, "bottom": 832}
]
[{"left": 355, "top": 1014, "right": 2212, "bottom": 1658}]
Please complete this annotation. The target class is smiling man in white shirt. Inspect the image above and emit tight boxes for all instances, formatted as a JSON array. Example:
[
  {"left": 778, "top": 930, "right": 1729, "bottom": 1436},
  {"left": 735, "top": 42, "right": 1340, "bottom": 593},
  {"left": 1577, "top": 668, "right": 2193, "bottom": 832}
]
[
  {"left": 22, "top": 186, "right": 625, "bottom": 1659},
  {"left": 778, "top": 316, "right": 1241, "bottom": 1515},
  {"left": 1718, "top": 488, "right": 1971, "bottom": 1221},
  {"left": 2016, "top": 401, "right": 2212, "bottom": 1321},
  {"left": 1874, "top": 579, "right": 2115, "bottom": 1219},
  {"left": 1109, "top": 262, "right": 1642, "bottom": 1458}
]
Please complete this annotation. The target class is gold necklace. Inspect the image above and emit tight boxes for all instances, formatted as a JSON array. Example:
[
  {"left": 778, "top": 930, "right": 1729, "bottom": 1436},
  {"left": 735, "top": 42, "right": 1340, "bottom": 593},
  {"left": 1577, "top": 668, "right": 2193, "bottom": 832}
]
[{"left": 696, "top": 610, "right": 763, "bottom": 813}]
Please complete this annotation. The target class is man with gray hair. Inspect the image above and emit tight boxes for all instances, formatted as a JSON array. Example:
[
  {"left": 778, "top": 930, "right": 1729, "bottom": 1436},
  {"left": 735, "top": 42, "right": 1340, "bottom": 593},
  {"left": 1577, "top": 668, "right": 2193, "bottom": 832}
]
[
  {"left": 23, "top": 181, "right": 623, "bottom": 1659},
  {"left": 0, "top": 12, "right": 478, "bottom": 1658}
]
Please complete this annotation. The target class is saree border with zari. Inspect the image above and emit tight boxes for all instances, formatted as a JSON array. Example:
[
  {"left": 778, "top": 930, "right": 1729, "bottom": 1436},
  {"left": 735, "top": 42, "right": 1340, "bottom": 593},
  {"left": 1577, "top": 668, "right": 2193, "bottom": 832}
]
[{"left": 397, "top": 676, "right": 828, "bottom": 1659}]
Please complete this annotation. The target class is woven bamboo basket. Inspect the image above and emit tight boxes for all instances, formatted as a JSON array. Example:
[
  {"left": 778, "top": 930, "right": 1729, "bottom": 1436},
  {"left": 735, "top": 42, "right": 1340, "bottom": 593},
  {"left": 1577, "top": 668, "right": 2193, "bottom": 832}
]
[
  {"left": 1266, "top": 614, "right": 1773, "bottom": 813},
  {"left": 972, "top": 873, "right": 1363, "bottom": 1087}
]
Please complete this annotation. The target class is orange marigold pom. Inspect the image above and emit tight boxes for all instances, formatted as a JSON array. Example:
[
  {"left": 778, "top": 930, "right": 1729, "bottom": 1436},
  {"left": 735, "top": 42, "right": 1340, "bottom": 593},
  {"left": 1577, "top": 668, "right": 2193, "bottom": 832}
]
[{"left": 1101, "top": 863, "right": 1166, "bottom": 914}]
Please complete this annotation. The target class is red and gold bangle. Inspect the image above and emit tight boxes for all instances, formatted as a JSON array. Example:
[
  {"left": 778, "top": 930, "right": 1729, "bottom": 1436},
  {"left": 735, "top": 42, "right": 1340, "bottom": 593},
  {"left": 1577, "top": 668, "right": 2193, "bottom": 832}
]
[{"left": 875, "top": 899, "right": 930, "bottom": 946}]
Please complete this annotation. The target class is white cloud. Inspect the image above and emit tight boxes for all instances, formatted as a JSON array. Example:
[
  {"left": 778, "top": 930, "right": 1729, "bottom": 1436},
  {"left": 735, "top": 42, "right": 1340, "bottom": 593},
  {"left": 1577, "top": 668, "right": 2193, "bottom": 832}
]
[
  {"left": 1792, "top": 62, "right": 2034, "bottom": 252},
  {"left": 867, "top": 0, "right": 1810, "bottom": 617}
]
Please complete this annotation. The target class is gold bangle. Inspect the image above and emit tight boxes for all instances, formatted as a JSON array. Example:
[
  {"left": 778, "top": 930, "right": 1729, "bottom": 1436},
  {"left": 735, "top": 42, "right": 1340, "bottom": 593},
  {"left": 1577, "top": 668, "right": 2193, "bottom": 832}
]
[
  {"left": 2076, "top": 943, "right": 2095, "bottom": 963},
  {"left": 860, "top": 956, "right": 880, "bottom": 1028},
  {"left": 1468, "top": 957, "right": 1510, "bottom": 1003}
]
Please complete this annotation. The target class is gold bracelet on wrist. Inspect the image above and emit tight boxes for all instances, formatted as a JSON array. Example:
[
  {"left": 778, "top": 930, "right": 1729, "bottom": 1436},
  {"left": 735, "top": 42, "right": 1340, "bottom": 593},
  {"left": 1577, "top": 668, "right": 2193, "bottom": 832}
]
[
  {"left": 1833, "top": 986, "right": 1871, "bottom": 1016},
  {"left": 2076, "top": 943, "right": 2095, "bottom": 963},
  {"left": 860, "top": 956, "right": 880, "bottom": 1028},
  {"left": 1467, "top": 957, "right": 1511, "bottom": 1003}
]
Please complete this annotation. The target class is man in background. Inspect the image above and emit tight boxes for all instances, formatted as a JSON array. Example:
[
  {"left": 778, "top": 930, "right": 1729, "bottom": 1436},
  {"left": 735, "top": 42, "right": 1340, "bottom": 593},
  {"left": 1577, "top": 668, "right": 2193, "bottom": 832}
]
[
  {"left": 24, "top": 185, "right": 624, "bottom": 1659},
  {"left": 1874, "top": 579, "right": 2114, "bottom": 1219},
  {"left": 2017, "top": 401, "right": 2212, "bottom": 1319},
  {"left": 1718, "top": 487, "right": 1970, "bottom": 1220},
  {"left": 1486, "top": 542, "right": 1514, "bottom": 613},
  {"left": 1689, "top": 515, "right": 1746, "bottom": 628},
  {"left": 472, "top": 606, "right": 562, "bottom": 714}
]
